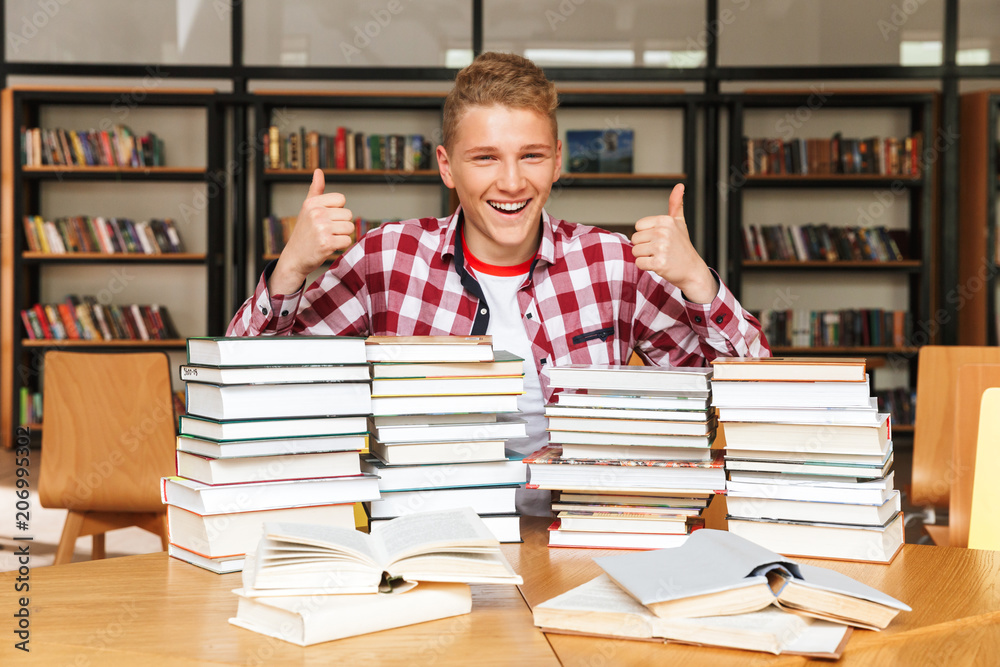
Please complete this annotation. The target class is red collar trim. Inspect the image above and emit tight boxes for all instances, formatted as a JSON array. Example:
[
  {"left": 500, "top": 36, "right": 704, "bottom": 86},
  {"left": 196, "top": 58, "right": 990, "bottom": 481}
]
[{"left": 461, "top": 232, "right": 534, "bottom": 277}]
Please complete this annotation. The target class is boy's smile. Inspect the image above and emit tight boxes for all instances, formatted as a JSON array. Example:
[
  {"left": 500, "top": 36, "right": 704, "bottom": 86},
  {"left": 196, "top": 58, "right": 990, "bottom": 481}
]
[{"left": 437, "top": 105, "right": 562, "bottom": 266}]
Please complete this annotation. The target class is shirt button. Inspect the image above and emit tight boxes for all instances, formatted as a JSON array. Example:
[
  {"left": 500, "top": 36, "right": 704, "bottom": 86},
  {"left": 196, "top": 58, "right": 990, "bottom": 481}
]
[
  {"left": 281, "top": 310, "right": 288, "bottom": 316},
  {"left": 716, "top": 315, "right": 724, "bottom": 324},
  {"left": 480, "top": 308, "right": 488, "bottom": 315},
  {"left": 261, "top": 307, "right": 269, "bottom": 315},
  {"left": 694, "top": 315, "right": 702, "bottom": 323},
  {"left": 526, "top": 313, "right": 533, "bottom": 319}
]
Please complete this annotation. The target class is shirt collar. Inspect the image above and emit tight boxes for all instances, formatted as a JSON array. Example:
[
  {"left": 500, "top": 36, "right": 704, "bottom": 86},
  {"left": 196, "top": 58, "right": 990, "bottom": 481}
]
[{"left": 440, "top": 205, "right": 557, "bottom": 268}]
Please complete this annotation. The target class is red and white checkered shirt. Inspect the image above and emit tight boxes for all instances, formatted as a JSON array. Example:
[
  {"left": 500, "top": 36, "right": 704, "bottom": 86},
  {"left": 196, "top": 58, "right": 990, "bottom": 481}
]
[{"left": 228, "top": 208, "right": 770, "bottom": 402}]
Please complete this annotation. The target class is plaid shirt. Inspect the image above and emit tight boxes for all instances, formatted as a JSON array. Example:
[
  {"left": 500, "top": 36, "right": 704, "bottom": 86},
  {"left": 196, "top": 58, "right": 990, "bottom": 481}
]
[{"left": 228, "top": 208, "right": 770, "bottom": 402}]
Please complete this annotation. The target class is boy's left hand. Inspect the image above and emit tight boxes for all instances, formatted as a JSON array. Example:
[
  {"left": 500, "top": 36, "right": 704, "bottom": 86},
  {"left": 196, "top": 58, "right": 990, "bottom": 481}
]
[{"left": 631, "top": 183, "right": 718, "bottom": 304}]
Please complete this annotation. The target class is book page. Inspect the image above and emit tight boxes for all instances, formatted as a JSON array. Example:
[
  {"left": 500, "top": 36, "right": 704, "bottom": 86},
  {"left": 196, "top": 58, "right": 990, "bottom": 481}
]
[
  {"left": 262, "top": 522, "right": 380, "bottom": 568},
  {"left": 787, "top": 563, "right": 911, "bottom": 610},
  {"left": 374, "top": 508, "right": 497, "bottom": 565},
  {"left": 535, "top": 575, "right": 658, "bottom": 639},
  {"left": 540, "top": 574, "right": 654, "bottom": 616}
]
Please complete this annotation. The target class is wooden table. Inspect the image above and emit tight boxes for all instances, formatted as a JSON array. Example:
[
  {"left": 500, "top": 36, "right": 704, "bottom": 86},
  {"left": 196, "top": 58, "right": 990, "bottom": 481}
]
[
  {"left": 0, "top": 545, "right": 557, "bottom": 665},
  {"left": 509, "top": 517, "right": 1000, "bottom": 666},
  {"left": 2, "top": 517, "right": 998, "bottom": 665}
]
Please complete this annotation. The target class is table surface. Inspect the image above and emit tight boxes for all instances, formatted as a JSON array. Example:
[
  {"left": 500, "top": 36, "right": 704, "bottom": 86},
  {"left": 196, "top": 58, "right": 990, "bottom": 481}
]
[{"left": 2, "top": 516, "right": 998, "bottom": 665}]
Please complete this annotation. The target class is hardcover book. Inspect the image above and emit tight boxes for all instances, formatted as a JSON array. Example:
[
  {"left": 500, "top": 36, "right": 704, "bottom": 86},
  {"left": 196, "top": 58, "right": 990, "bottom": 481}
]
[
  {"left": 230, "top": 581, "right": 472, "bottom": 646},
  {"left": 242, "top": 507, "right": 522, "bottom": 596},
  {"left": 596, "top": 528, "right": 910, "bottom": 627},
  {"left": 534, "top": 574, "right": 851, "bottom": 657}
]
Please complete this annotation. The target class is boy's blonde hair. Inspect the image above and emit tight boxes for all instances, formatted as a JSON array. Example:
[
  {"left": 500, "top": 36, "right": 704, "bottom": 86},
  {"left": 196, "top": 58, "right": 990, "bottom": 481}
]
[{"left": 442, "top": 52, "right": 558, "bottom": 148}]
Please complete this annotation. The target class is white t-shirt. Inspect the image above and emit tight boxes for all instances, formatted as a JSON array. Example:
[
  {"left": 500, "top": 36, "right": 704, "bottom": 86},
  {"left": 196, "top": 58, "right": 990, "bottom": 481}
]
[{"left": 470, "top": 268, "right": 551, "bottom": 517}]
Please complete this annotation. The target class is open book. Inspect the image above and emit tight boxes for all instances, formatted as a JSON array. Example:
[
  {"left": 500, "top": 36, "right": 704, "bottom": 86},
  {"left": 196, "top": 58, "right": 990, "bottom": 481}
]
[
  {"left": 595, "top": 529, "right": 910, "bottom": 630},
  {"left": 534, "top": 574, "right": 851, "bottom": 658},
  {"left": 243, "top": 507, "right": 522, "bottom": 596}
]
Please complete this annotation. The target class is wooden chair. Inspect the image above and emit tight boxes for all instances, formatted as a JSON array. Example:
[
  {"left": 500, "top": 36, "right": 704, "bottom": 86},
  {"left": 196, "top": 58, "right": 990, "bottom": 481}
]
[
  {"left": 948, "top": 364, "right": 1000, "bottom": 547},
  {"left": 912, "top": 346, "right": 1000, "bottom": 513},
  {"left": 969, "top": 388, "right": 1000, "bottom": 550},
  {"left": 39, "top": 351, "right": 176, "bottom": 564}
]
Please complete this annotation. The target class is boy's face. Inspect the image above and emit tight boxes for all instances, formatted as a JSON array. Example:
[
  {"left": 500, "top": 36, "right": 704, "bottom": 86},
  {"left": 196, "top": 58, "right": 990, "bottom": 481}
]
[{"left": 437, "top": 105, "right": 562, "bottom": 265}]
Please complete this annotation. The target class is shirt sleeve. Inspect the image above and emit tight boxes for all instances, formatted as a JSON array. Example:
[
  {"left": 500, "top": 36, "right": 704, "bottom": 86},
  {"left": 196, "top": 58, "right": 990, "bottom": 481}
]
[
  {"left": 631, "top": 268, "right": 771, "bottom": 366},
  {"left": 226, "top": 240, "right": 372, "bottom": 337}
]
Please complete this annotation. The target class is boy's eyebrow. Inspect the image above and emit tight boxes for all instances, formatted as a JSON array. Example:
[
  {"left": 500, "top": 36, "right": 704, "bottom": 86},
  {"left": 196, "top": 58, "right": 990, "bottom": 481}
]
[{"left": 464, "top": 143, "right": 553, "bottom": 155}]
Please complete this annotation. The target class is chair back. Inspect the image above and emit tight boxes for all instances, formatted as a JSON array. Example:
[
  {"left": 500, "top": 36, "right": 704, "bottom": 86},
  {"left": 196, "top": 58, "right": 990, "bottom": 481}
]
[
  {"left": 913, "top": 346, "right": 1000, "bottom": 506},
  {"left": 39, "top": 351, "right": 176, "bottom": 512},
  {"left": 969, "top": 388, "right": 1000, "bottom": 550},
  {"left": 950, "top": 364, "right": 1000, "bottom": 547}
]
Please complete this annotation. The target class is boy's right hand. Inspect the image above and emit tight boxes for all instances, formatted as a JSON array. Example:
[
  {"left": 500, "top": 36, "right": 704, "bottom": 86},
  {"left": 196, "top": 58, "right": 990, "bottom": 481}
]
[{"left": 269, "top": 169, "right": 354, "bottom": 295}]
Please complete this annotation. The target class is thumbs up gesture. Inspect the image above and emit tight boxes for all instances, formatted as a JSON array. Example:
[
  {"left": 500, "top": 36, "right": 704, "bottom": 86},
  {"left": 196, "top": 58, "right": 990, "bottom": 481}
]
[
  {"left": 270, "top": 169, "right": 355, "bottom": 295},
  {"left": 631, "top": 184, "right": 717, "bottom": 304}
]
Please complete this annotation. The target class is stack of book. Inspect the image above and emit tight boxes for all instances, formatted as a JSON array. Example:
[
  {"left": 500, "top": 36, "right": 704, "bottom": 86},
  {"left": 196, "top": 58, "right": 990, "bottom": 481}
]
[
  {"left": 533, "top": 528, "right": 910, "bottom": 657},
  {"left": 526, "top": 364, "right": 725, "bottom": 549},
  {"left": 161, "top": 336, "right": 381, "bottom": 573},
  {"left": 360, "top": 336, "right": 529, "bottom": 543},
  {"left": 229, "top": 508, "right": 523, "bottom": 646},
  {"left": 712, "top": 357, "right": 903, "bottom": 563}
]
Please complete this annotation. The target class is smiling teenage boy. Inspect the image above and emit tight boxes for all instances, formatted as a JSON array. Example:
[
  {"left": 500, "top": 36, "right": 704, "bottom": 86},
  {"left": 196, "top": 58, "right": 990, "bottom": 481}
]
[{"left": 229, "top": 52, "right": 769, "bottom": 514}]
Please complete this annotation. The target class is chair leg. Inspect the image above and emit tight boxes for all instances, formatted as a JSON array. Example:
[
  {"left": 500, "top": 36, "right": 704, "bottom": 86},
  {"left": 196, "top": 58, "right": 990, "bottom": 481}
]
[
  {"left": 55, "top": 511, "right": 85, "bottom": 565},
  {"left": 92, "top": 533, "right": 106, "bottom": 560}
]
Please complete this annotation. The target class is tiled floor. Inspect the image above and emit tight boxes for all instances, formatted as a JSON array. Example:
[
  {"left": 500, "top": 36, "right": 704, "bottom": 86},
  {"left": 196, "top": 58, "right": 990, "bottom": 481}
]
[{"left": 0, "top": 438, "right": 935, "bottom": 573}]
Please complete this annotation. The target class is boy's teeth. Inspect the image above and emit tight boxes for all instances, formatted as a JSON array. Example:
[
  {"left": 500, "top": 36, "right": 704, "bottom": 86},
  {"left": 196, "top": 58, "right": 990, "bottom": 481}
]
[{"left": 491, "top": 201, "right": 527, "bottom": 212}]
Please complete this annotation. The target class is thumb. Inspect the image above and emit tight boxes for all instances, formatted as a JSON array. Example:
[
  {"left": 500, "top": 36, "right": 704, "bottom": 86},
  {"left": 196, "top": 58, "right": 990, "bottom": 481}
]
[
  {"left": 668, "top": 183, "right": 685, "bottom": 221},
  {"left": 307, "top": 169, "right": 326, "bottom": 198}
]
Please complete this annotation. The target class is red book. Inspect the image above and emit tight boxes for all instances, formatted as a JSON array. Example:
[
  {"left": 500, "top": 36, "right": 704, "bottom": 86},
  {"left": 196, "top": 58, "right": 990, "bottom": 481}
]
[
  {"left": 20, "top": 310, "right": 37, "bottom": 340},
  {"left": 32, "top": 304, "right": 53, "bottom": 339},
  {"left": 335, "top": 127, "right": 347, "bottom": 170},
  {"left": 57, "top": 303, "right": 81, "bottom": 339}
]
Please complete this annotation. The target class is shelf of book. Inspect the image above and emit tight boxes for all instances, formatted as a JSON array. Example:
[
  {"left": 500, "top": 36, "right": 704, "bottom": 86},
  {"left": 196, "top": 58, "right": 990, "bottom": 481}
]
[
  {"left": 742, "top": 260, "right": 921, "bottom": 271},
  {"left": 743, "top": 174, "right": 922, "bottom": 188},
  {"left": 957, "top": 91, "right": 1000, "bottom": 345},
  {"left": 554, "top": 173, "right": 686, "bottom": 189},
  {"left": 22, "top": 167, "right": 210, "bottom": 184},
  {"left": 769, "top": 346, "right": 920, "bottom": 355},
  {"left": 0, "top": 87, "right": 227, "bottom": 449},
  {"left": 727, "top": 91, "right": 935, "bottom": 429},
  {"left": 262, "top": 169, "right": 442, "bottom": 184},
  {"left": 21, "top": 339, "right": 187, "bottom": 348}
]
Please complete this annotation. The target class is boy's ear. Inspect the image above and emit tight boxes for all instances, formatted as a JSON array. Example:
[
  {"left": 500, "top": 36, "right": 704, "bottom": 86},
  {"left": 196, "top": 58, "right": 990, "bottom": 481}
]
[
  {"left": 553, "top": 139, "right": 563, "bottom": 182},
  {"left": 436, "top": 144, "right": 456, "bottom": 189}
]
